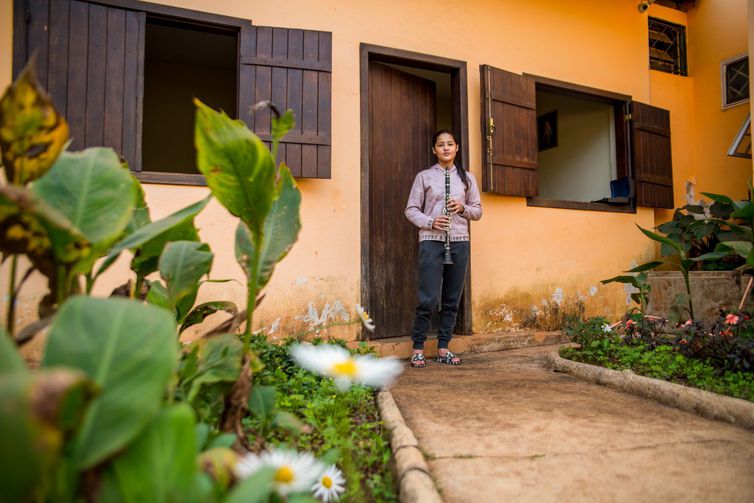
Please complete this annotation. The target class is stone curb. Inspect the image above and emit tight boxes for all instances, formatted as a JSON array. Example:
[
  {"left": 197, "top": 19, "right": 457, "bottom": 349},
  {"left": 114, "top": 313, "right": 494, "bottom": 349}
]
[
  {"left": 546, "top": 352, "right": 754, "bottom": 430},
  {"left": 377, "top": 390, "right": 444, "bottom": 503}
]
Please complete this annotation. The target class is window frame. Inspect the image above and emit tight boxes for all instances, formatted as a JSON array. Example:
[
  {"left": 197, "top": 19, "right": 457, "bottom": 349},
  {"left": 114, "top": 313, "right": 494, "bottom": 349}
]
[
  {"left": 12, "top": 0, "right": 333, "bottom": 184},
  {"left": 524, "top": 74, "right": 635, "bottom": 213},
  {"left": 648, "top": 17, "right": 688, "bottom": 77},
  {"left": 721, "top": 53, "right": 750, "bottom": 110}
]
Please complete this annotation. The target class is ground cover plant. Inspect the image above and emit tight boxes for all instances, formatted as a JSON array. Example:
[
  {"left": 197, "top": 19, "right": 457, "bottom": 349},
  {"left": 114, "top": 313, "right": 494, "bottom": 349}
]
[
  {"left": 0, "top": 62, "right": 401, "bottom": 502},
  {"left": 560, "top": 313, "right": 754, "bottom": 402}
]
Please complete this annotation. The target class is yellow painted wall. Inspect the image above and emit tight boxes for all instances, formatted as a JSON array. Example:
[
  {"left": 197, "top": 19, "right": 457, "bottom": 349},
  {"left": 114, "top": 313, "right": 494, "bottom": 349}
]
[
  {"left": 0, "top": 0, "right": 750, "bottom": 342},
  {"left": 686, "top": 0, "right": 750, "bottom": 200}
]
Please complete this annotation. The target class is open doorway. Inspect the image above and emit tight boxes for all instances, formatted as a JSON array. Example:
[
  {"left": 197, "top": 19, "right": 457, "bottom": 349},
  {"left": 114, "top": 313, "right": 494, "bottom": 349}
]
[{"left": 360, "top": 45, "right": 470, "bottom": 340}]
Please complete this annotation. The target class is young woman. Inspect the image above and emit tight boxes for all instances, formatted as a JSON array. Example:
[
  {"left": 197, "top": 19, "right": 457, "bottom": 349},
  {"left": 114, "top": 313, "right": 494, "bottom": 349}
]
[{"left": 404, "top": 130, "right": 482, "bottom": 368}]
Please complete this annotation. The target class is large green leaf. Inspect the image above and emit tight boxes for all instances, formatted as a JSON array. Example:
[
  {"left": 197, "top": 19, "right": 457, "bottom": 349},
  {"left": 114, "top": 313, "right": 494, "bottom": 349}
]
[
  {"left": 636, "top": 225, "right": 683, "bottom": 255},
  {"left": 248, "top": 384, "right": 276, "bottom": 421},
  {"left": 625, "top": 261, "right": 664, "bottom": 273},
  {"left": 159, "top": 241, "right": 213, "bottom": 311},
  {"left": 0, "top": 368, "right": 96, "bottom": 502},
  {"left": 125, "top": 176, "right": 151, "bottom": 235},
  {"left": 0, "top": 327, "right": 26, "bottom": 374},
  {"left": 180, "top": 333, "right": 243, "bottom": 402},
  {"left": 97, "top": 195, "right": 210, "bottom": 278},
  {"left": 0, "top": 61, "right": 69, "bottom": 185},
  {"left": 111, "top": 404, "right": 198, "bottom": 503},
  {"left": 601, "top": 275, "right": 640, "bottom": 286},
  {"left": 700, "top": 192, "right": 735, "bottom": 206},
  {"left": 235, "top": 164, "right": 302, "bottom": 293},
  {"left": 179, "top": 301, "right": 238, "bottom": 334},
  {"left": 225, "top": 466, "right": 276, "bottom": 503},
  {"left": 42, "top": 297, "right": 178, "bottom": 469},
  {"left": 145, "top": 280, "right": 171, "bottom": 312},
  {"left": 32, "top": 148, "right": 137, "bottom": 274},
  {"left": 731, "top": 201, "right": 754, "bottom": 220},
  {"left": 0, "top": 373, "right": 50, "bottom": 502},
  {"left": 33, "top": 148, "right": 136, "bottom": 248},
  {"left": 0, "top": 184, "right": 86, "bottom": 275},
  {"left": 194, "top": 99, "right": 276, "bottom": 239}
]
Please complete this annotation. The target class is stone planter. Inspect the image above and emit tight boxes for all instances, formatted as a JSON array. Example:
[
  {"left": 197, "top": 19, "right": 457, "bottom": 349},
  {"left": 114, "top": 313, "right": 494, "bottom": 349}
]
[{"left": 645, "top": 270, "right": 751, "bottom": 322}]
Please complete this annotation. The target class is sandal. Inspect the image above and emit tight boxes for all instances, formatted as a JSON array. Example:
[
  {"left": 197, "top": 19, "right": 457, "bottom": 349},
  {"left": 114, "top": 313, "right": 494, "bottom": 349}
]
[
  {"left": 435, "top": 351, "right": 462, "bottom": 365},
  {"left": 410, "top": 353, "right": 426, "bottom": 368}
]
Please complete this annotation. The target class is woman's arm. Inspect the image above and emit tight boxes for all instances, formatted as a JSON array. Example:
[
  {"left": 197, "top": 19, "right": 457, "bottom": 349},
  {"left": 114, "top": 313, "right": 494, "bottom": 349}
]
[
  {"left": 405, "top": 172, "right": 434, "bottom": 229},
  {"left": 462, "top": 173, "right": 482, "bottom": 221}
]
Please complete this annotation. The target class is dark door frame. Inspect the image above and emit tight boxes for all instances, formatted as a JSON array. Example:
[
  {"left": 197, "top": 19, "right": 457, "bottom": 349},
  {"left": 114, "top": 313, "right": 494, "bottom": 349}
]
[{"left": 359, "top": 43, "right": 472, "bottom": 337}]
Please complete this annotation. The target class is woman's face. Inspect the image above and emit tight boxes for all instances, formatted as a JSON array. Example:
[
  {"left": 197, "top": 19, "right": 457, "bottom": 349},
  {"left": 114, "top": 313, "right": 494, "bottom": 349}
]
[{"left": 432, "top": 133, "right": 458, "bottom": 165}]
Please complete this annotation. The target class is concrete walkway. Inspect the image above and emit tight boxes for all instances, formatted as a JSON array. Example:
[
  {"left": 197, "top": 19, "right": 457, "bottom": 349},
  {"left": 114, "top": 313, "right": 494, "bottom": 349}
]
[{"left": 390, "top": 345, "right": 754, "bottom": 502}]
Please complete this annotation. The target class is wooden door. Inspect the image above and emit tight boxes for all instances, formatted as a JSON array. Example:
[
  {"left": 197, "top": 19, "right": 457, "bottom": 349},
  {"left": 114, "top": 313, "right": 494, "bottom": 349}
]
[{"left": 368, "top": 62, "right": 436, "bottom": 339}]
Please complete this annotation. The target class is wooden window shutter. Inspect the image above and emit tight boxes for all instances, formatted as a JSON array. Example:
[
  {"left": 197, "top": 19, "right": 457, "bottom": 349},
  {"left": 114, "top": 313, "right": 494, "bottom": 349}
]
[
  {"left": 239, "top": 26, "right": 332, "bottom": 178},
  {"left": 479, "top": 64, "right": 538, "bottom": 196},
  {"left": 13, "top": 0, "right": 145, "bottom": 171},
  {"left": 631, "top": 101, "right": 674, "bottom": 208}
]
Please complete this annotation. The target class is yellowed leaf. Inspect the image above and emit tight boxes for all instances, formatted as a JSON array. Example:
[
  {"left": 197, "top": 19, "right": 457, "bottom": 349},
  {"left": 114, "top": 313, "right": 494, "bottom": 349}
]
[{"left": 0, "top": 61, "right": 69, "bottom": 185}]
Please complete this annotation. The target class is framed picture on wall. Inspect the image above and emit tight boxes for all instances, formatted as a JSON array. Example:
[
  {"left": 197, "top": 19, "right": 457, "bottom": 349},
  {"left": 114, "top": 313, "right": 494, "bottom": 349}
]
[{"left": 537, "top": 110, "right": 558, "bottom": 151}]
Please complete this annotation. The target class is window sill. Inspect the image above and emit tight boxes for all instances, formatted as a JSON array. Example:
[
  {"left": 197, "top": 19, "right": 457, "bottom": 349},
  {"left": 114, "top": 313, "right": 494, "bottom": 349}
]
[
  {"left": 526, "top": 197, "right": 636, "bottom": 213},
  {"left": 133, "top": 171, "right": 207, "bottom": 186}
]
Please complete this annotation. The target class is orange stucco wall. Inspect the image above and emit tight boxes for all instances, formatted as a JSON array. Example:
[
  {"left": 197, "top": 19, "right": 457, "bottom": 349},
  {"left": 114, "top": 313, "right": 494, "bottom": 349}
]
[{"left": 0, "top": 0, "right": 750, "bottom": 342}]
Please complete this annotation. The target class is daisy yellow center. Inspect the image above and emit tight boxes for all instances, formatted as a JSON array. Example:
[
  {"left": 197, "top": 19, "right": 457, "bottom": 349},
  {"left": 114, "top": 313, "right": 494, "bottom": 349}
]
[
  {"left": 332, "top": 359, "right": 358, "bottom": 378},
  {"left": 275, "top": 466, "right": 295, "bottom": 483},
  {"left": 322, "top": 475, "right": 333, "bottom": 489}
]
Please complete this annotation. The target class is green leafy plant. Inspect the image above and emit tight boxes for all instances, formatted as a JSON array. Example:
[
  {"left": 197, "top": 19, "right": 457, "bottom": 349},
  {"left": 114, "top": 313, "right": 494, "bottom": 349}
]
[{"left": 1, "top": 61, "right": 398, "bottom": 502}]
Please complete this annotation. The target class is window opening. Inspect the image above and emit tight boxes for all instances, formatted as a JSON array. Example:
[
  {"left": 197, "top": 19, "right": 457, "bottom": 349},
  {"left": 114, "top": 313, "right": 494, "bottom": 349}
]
[
  {"left": 534, "top": 88, "right": 627, "bottom": 205},
  {"left": 142, "top": 17, "right": 237, "bottom": 175},
  {"left": 728, "top": 113, "right": 752, "bottom": 159},
  {"left": 721, "top": 54, "right": 749, "bottom": 109},
  {"left": 648, "top": 18, "right": 688, "bottom": 76}
]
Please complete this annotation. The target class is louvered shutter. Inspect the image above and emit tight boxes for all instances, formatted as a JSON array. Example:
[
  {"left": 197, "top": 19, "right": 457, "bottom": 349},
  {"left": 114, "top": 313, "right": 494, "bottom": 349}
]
[
  {"left": 13, "top": 0, "right": 145, "bottom": 170},
  {"left": 631, "top": 101, "right": 674, "bottom": 208},
  {"left": 479, "top": 64, "right": 538, "bottom": 196},
  {"left": 239, "top": 26, "right": 332, "bottom": 178}
]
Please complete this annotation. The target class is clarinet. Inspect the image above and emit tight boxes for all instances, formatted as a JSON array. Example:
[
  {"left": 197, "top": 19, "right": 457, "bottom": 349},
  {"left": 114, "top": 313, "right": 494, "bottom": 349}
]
[{"left": 442, "top": 167, "right": 454, "bottom": 265}]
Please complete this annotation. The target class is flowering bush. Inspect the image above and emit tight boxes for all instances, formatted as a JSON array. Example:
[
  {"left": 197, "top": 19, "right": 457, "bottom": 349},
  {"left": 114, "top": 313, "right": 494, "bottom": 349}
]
[{"left": 562, "top": 311, "right": 754, "bottom": 401}]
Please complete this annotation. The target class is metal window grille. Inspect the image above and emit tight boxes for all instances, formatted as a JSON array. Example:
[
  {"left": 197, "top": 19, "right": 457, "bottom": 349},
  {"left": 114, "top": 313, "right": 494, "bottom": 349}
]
[
  {"left": 721, "top": 55, "right": 749, "bottom": 109},
  {"left": 648, "top": 18, "right": 687, "bottom": 76}
]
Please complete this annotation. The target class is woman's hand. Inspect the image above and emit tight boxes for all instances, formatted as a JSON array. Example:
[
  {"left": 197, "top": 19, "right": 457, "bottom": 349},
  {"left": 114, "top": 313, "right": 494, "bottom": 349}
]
[
  {"left": 448, "top": 199, "right": 465, "bottom": 215},
  {"left": 432, "top": 215, "right": 451, "bottom": 231}
]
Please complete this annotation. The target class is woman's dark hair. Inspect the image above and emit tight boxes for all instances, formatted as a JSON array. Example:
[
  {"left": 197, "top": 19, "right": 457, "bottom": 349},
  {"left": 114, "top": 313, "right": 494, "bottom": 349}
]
[{"left": 432, "top": 129, "right": 469, "bottom": 189}]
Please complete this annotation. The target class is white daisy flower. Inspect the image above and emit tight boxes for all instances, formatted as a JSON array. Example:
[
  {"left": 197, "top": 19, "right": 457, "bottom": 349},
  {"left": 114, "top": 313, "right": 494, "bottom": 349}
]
[
  {"left": 601, "top": 323, "right": 612, "bottom": 333},
  {"left": 355, "top": 304, "right": 376, "bottom": 332},
  {"left": 290, "top": 343, "right": 403, "bottom": 391},
  {"left": 235, "top": 449, "right": 325, "bottom": 496},
  {"left": 312, "top": 464, "right": 346, "bottom": 502}
]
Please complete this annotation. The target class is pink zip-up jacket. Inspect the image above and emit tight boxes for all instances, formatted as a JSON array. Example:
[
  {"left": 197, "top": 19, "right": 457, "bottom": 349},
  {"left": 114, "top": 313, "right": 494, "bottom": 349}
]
[{"left": 405, "top": 164, "right": 483, "bottom": 242}]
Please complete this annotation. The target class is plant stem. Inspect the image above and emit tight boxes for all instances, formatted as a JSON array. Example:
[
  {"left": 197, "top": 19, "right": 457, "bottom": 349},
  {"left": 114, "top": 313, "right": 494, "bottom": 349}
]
[
  {"left": 134, "top": 274, "right": 144, "bottom": 300},
  {"left": 85, "top": 272, "right": 94, "bottom": 295},
  {"left": 682, "top": 270, "right": 694, "bottom": 320},
  {"left": 6, "top": 255, "right": 18, "bottom": 336},
  {"left": 56, "top": 265, "right": 67, "bottom": 306}
]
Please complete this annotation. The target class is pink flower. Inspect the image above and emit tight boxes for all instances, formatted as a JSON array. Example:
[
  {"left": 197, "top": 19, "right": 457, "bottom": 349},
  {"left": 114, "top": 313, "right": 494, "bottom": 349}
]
[
  {"left": 725, "top": 314, "right": 739, "bottom": 325},
  {"left": 679, "top": 339, "right": 688, "bottom": 345},
  {"left": 625, "top": 319, "right": 635, "bottom": 328},
  {"left": 722, "top": 328, "right": 733, "bottom": 337}
]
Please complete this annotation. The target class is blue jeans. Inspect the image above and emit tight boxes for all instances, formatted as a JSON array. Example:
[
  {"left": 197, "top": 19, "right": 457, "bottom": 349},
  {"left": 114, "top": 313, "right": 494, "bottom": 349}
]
[{"left": 411, "top": 240, "right": 470, "bottom": 350}]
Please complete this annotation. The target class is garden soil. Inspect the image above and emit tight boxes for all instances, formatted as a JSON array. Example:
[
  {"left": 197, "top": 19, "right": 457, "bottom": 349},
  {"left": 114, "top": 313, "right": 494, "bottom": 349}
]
[{"left": 390, "top": 345, "right": 754, "bottom": 503}]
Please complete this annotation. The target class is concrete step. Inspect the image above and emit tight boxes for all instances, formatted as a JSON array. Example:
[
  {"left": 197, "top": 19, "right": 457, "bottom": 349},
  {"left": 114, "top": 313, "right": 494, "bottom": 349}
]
[{"left": 349, "top": 330, "right": 569, "bottom": 359}]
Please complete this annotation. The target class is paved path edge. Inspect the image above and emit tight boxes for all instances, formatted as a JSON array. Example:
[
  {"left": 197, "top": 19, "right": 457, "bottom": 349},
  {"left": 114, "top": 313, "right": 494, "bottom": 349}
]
[
  {"left": 377, "top": 389, "right": 444, "bottom": 503},
  {"left": 546, "top": 352, "right": 754, "bottom": 430}
]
